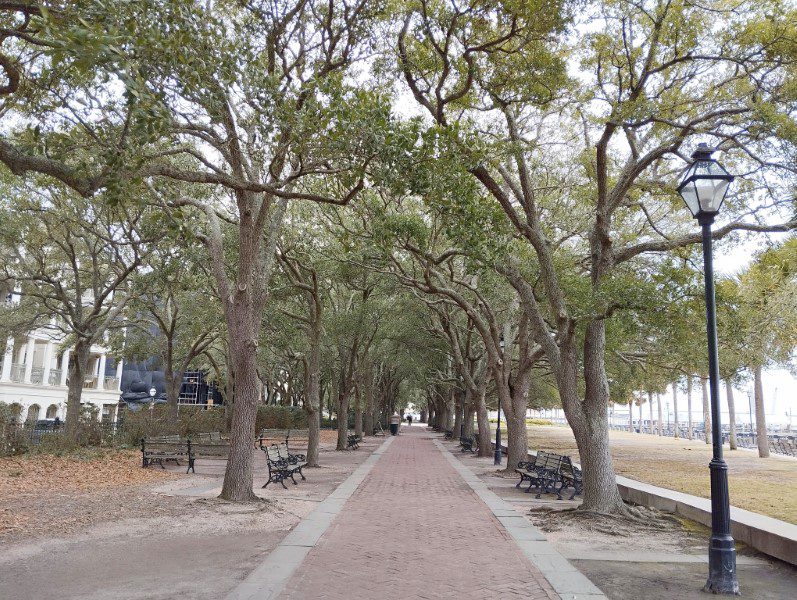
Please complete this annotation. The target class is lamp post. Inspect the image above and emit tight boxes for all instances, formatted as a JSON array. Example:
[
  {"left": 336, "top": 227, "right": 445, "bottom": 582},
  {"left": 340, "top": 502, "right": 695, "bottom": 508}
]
[
  {"left": 677, "top": 143, "right": 740, "bottom": 595},
  {"left": 495, "top": 336, "right": 504, "bottom": 466}
]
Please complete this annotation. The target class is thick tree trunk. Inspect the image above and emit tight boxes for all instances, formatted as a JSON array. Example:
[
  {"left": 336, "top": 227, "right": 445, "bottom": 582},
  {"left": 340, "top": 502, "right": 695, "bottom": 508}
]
[
  {"left": 672, "top": 383, "right": 679, "bottom": 439},
  {"left": 65, "top": 341, "right": 92, "bottom": 438},
  {"left": 725, "top": 380, "right": 737, "bottom": 450},
  {"left": 220, "top": 342, "right": 259, "bottom": 501},
  {"left": 165, "top": 369, "right": 183, "bottom": 422},
  {"left": 363, "top": 373, "right": 374, "bottom": 436},
  {"left": 303, "top": 332, "right": 321, "bottom": 467},
  {"left": 504, "top": 410, "right": 528, "bottom": 470},
  {"left": 475, "top": 393, "right": 492, "bottom": 458},
  {"left": 354, "top": 387, "right": 363, "bottom": 439},
  {"left": 452, "top": 391, "right": 463, "bottom": 440},
  {"left": 336, "top": 377, "right": 351, "bottom": 451},
  {"left": 701, "top": 377, "right": 711, "bottom": 444},
  {"left": 687, "top": 376, "right": 694, "bottom": 440},
  {"left": 463, "top": 404, "right": 475, "bottom": 438},
  {"left": 573, "top": 322, "right": 626, "bottom": 513},
  {"left": 754, "top": 365, "right": 769, "bottom": 458}
]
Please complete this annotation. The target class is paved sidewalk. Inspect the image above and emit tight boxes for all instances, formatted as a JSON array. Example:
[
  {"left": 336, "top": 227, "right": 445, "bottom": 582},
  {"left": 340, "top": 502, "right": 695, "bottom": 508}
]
[{"left": 278, "top": 427, "right": 560, "bottom": 599}]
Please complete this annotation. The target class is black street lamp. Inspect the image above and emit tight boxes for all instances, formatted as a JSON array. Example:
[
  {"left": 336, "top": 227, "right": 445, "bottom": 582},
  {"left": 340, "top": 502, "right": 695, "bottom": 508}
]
[
  {"left": 677, "top": 143, "right": 740, "bottom": 595},
  {"left": 495, "top": 336, "right": 504, "bottom": 466}
]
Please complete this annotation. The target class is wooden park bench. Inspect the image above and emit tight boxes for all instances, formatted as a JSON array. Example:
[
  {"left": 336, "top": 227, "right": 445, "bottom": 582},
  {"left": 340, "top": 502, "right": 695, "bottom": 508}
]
[
  {"left": 347, "top": 434, "right": 361, "bottom": 450},
  {"left": 141, "top": 437, "right": 189, "bottom": 469},
  {"left": 261, "top": 442, "right": 307, "bottom": 489},
  {"left": 141, "top": 437, "right": 231, "bottom": 474},
  {"left": 558, "top": 456, "right": 583, "bottom": 500},
  {"left": 460, "top": 435, "right": 477, "bottom": 453},
  {"left": 186, "top": 440, "right": 230, "bottom": 474},
  {"left": 192, "top": 431, "right": 223, "bottom": 442},
  {"left": 258, "top": 428, "right": 290, "bottom": 446},
  {"left": 514, "top": 451, "right": 566, "bottom": 499}
]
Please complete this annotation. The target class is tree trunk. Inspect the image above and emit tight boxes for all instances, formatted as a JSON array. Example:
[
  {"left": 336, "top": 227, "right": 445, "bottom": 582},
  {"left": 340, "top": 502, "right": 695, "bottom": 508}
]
[
  {"left": 452, "top": 391, "right": 463, "bottom": 440},
  {"left": 569, "top": 322, "right": 627, "bottom": 513},
  {"left": 648, "top": 391, "right": 654, "bottom": 435},
  {"left": 475, "top": 391, "right": 492, "bottom": 458},
  {"left": 336, "top": 373, "right": 351, "bottom": 451},
  {"left": 219, "top": 339, "right": 259, "bottom": 502},
  {"left": 687, "top": 376, "right": 694, "bottom": 440},
  {"left": 628, "top": 396, "right": 634, "bottom": 432},
  {"left": 754, "top": 365, "right": 769, "bottom": 458},
  {"left": 165, "top": 369, "right": 183, "bottom": 422},
  {"left": 638, "top": 397, "right": 643, "bottom": 432},
  {"left": 672, "top": 383, "right": 679, "bottom": 439},
  {"left": 504, "top": 410, "right": 528, "bottom": 470},
  {"left": 656, "top": 393, "right": 663, "bottom": 436},
  {"left": 354, "top": 387, "right": 363, "bottom": 439},
  {"left": 363, "top": 371, "right": 374, "bottom": 436},
  {"left": 463, "top": 405, "right": 475, "bottom": 438},
  {"left": 303, "top": 329, "right": 322, "bottom": 467},
  {"left": 725, "top": 380, "right": 737, "bottom": 450},
  {"left": 65, "top": 341, "right": 92, "bottom": 438},
  {"left": 701, "top": 376, "right": 711, "bottom": 444}
]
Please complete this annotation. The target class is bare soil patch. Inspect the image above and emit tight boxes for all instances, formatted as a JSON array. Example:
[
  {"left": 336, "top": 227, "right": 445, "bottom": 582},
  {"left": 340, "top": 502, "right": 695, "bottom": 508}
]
[{"left": 528, "top": 425, "right": 797, "bottom": 523}]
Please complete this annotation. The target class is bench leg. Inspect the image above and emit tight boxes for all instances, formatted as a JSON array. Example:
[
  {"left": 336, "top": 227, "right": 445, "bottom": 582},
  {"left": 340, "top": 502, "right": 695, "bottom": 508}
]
[
  {"left": 298, "top": 467, "right": 306, "bottom": 481},
  {"left": 280, "top": 476, "right": 288, "bottom": 490},
  {"left": 290, "top": 473, "right": 298, "bottom": 485},
  {"left": 187, "top": 457, "right": 195, "bottom": 474}
]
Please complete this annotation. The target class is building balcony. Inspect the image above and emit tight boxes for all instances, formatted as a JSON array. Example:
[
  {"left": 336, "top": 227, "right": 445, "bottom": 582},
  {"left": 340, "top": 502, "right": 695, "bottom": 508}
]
[
  {"left": 48, "top": 369, "right": 62, "bottom": 385},
  {"left": 10, "top": 363, "right": 24, "bottom": 383}
]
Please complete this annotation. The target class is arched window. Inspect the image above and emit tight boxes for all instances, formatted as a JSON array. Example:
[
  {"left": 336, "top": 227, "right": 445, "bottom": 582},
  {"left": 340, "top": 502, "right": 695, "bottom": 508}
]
[
  {"left": 46, "top": 404, "right": 58, "bottom": 419},
  {"left": 26, "top": 404, "right": 40, "bottom": 423}
]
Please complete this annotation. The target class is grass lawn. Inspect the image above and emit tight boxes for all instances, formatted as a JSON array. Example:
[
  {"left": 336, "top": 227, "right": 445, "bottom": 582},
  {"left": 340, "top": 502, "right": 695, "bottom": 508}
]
[{"left": 527, "top": 425, "right": 797, "bottom": 524}]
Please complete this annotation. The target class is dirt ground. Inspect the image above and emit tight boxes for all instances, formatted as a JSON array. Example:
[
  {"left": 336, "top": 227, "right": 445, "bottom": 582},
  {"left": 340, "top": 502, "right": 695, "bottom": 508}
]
[
  {"left": 0, "top": 430, "right": 382, "bottom": 600},
  {"left": 528, "top": 425, "right": 797, "bottom": 523}
]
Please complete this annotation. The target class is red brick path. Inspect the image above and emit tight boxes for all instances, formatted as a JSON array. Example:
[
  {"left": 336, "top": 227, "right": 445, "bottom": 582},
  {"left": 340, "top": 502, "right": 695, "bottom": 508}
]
[{"left": 279, "top": 427, "right": 559, "bottom": 599}]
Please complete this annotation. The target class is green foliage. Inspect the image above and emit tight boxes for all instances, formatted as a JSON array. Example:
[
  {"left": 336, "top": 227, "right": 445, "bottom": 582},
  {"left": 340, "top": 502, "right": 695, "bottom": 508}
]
[{"left": 256, "top": 406, "right": 308, "bottom": 432}]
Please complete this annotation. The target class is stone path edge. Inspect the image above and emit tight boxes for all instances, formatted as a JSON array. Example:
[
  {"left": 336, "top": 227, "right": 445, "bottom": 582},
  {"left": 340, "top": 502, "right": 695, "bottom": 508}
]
[
  {"left": 434, "top": 439, "right": 607, "bottom": 600},
  {"left": 225, "top": 436, "right": 395, "bottom": 600}
]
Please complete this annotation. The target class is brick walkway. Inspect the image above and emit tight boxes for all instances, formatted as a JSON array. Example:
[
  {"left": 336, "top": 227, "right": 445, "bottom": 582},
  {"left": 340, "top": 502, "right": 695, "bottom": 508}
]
[{"left": 279, "top": 427, "right": 560, "bottom": 599}]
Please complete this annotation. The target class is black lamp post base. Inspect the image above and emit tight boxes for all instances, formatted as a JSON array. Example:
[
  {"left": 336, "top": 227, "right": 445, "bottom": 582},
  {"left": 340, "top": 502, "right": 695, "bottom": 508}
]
[
  {"left": 493, "top": 450, "right": 502, "bottom": 466},
  {"left": 703, "top": 539, "right": 740, "bottom": 595}
]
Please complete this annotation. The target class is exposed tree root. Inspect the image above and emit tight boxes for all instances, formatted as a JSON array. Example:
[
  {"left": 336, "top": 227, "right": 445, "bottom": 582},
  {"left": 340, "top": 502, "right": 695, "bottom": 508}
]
[
  {"left": 528, "top": 504, "right": 681, "bottom": 537},
  {"left": 201, "top": 495, "right": 273, "bottom": 512}
]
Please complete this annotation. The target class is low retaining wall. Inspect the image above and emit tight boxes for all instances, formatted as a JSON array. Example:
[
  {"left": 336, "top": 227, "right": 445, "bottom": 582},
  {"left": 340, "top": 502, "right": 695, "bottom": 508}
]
[
  {"left": 501, "top": 442, "right": 797, "bottom": 566},
  {"left": 616, "top": 476, "right": 797, "bottom": 566}
]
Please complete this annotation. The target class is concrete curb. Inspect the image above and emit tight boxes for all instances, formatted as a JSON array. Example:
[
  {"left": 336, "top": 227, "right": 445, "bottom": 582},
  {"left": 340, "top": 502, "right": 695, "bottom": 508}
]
[
  {"left": 616, "top": 475, "right": 797, "bottom": 566},
  {"left": 226, "top": 436, "right": 395, "bottom": 600},
  {"left": 434, "top": 439, "right": 607, "bottom": 600}
]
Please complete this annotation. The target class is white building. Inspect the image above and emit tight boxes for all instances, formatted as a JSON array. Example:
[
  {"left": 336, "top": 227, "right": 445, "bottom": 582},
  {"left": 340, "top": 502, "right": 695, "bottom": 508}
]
[{"left": 0, "top": 330, "right": 123, "bottom": 425}]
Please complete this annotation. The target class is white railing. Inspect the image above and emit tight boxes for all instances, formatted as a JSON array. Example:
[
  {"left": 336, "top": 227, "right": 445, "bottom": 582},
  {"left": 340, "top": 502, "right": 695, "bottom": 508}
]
[
  {"left": 30, "top": 367, "right": 44, "bottom": 384},
  {"left": 48, "top": 369, "right": 62, "bottom": 385},
  {"left": 83, "top": 376, "right": 98, "bottom": 390},
  {"left": 10, "top": 363, "right": 25, "bottom": 382},
  {"left": 104, "top": 376, "right": 119, "bottom": 390}
]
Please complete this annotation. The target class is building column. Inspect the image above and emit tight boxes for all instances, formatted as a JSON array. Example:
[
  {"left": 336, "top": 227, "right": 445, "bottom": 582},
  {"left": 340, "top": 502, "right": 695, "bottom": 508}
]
[
  {"left": 115, "top": 358, "right": 124, "bottom": 391},
  {"left": 41, "top": 342, "right": 54, "bottom": 386},
  {"left": 16, "top": 340, "right": 26, "bottom": 364},
  {"left": 23, "top": 336, "right": 35, "bottom": 384},
  {"left": 60, "top": 349, "right": 70, "bottom": 386},
  {"left": 0, "top": 337, "right": 14, "bottom": 382},
  {"left": 96, "top": 353, "right": 107, "bottom": 390}
]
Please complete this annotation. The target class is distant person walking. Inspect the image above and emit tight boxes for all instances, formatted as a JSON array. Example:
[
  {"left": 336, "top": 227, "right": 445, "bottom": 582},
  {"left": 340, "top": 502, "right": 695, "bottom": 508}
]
[
  {"left": 389, "top": 413, "right": 401, "bottom": 435},
  {"left": 406, "top": 414, "right": 413, "bottom": 427}
]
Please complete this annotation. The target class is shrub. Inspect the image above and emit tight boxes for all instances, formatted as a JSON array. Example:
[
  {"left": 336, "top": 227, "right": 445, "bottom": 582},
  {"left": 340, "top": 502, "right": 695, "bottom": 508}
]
[
  {"left": 117, "top": 405, "right": 227, "bottom": 446},
  {"left": 256, "top": 405, "right": 307, "bottom": 432}
]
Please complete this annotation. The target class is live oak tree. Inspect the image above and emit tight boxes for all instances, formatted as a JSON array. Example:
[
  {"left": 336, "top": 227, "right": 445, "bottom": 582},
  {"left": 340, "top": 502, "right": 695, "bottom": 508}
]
[
  {"left": 394, "top": 0, "right": 797, "bottom": 516},
  {"left": 0, "top": 182, "right": 158, "bottom": 436}
]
